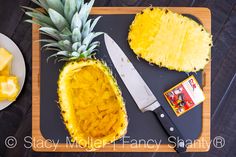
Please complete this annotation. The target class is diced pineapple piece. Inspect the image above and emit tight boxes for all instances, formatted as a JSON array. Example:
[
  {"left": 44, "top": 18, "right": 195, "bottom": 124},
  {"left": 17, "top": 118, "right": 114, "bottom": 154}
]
[
  {"left": 0, "top": 76, "right": 20, "bottom": 101},
  {"left": 0, "top": 48, "right": 13, "bottom": 71},
  {"left": 0, "top": 63, "right": 11, "bottom": 76}
]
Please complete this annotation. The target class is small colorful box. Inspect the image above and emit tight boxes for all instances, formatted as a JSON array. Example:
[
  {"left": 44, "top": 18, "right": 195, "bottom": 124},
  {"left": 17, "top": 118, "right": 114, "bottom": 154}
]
[{"left": 164, "top": 75, "right": 205, "bottom": 116}]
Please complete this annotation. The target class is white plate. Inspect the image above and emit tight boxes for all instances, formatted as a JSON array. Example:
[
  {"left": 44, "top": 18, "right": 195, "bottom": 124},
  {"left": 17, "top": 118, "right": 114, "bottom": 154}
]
[{"left": 0, "top": 33, "right": 26, "bottom": 110}]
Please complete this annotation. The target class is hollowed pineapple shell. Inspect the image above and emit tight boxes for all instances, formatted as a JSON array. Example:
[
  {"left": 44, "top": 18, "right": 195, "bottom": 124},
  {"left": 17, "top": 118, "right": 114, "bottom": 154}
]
[{"left": 58, "top": 60, "right": 128, "bottom": 150}]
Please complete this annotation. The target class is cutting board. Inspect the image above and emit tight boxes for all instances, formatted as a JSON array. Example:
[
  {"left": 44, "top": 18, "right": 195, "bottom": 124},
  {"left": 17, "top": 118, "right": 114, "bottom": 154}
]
[{"left": 32, "top": 7, "right": 211, "bottom": 152}]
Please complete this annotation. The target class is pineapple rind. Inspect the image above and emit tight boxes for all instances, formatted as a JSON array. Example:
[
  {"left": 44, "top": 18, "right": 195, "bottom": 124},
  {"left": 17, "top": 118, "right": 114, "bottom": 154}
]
[
  {"left": 58, "top": 59, "right": 128, "bottom": 150},
  {"left": 128, "top": 8, "right": 212, "bottom": 72}
]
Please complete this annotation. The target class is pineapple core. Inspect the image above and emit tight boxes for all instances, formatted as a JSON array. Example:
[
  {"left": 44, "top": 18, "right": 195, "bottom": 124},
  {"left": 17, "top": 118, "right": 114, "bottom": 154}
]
[{"left": 0, "top": 48, "right": 13, "bottom": 71}]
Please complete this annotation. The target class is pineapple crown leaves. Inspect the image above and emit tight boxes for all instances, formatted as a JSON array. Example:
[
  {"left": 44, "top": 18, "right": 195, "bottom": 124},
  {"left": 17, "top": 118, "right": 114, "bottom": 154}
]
[{"left": 23, "top": 0, "right": 103, "bottom": 62}]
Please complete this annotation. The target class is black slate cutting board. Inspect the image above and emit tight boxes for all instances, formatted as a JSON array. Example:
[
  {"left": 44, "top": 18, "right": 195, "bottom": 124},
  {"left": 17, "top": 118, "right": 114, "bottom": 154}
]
[{"left": 40, "top": 14, "right": 202, "bottom": 144}]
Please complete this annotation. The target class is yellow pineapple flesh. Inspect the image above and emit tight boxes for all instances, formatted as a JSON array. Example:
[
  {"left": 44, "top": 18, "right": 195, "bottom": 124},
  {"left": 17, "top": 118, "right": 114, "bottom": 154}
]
[
  {"left": 0, "top": 48, "right": 13, "bottom": 71},
  {"left": 0, "top": 76, "right": 20, "bottom": 101},
  {"left": 128, "top": 8, "right": 212, "bottom": 72},
  {"left": 58, "top": 60, "right": 128, "bottom": 150},
  {"left": 0, "top": 64, "right": 11, "bottom": 76}
]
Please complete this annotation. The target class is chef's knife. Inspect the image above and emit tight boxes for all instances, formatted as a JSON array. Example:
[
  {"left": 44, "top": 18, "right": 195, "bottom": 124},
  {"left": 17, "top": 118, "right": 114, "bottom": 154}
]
[{"left": 104, "top": 34, "right": 187, "bottom": 153}]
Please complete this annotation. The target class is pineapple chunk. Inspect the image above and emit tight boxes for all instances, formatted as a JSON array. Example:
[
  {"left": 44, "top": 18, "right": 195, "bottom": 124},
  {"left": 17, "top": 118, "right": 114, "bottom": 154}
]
[
  {"left": 0, "top": 48, "right": 13, "bottom": 71},
  {"left": 0, "top": 63, "right": 11, "bottom": 76},
  {"left": 0, "top": 76, "right": 19, "bottom": 101}
]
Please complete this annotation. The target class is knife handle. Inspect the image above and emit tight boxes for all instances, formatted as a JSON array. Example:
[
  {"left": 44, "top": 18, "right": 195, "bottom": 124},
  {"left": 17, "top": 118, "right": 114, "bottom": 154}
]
[{"left": 153, "top": 106, "right": 187, "bottom": 153}]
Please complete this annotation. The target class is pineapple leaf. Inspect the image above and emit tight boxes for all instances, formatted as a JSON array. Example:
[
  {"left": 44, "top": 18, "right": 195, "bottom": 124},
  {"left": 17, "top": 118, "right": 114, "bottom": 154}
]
[
  {"left": 77, "top": 45, "right": 87, "bottom": 53},
  {"left": 25, "top": 19, "right": 50, "bottom": 27},
  {"left": 21, "top": 6, "right": 42, "bottom": 13},
  {"left": 57, "top": 51, "right": 70, "bottom": 56},
  {"left": 47, "top": 0, "right": 64, "bottom": 15},
  {"left": 90, "top": 16, "right": 102, "bottom": 32},
  {"left": 39, "top": 27, "right": 61, "bottom": 40},
  {"left": 77, "top": 0, "right": 84, "bottom": 11},
  {"left": 64, "top": 0, "right": 77, "bottom": 23},
  {"left": 37, "top": 39, "right": 57, "bottom": 43},
  {"left": 25, "top": 0, "right": 104, "bottom": 62},
  {"left": 25, "top": 12, "right": 54, "bottom": 26},
  {"left": 41, "top": 42, "right": 61, "bottom": 50},
  {"left": 87, "top": 44, "right": 98, "bottom": 52},
  {"left": 71, "top": 12, "right": 82, "bottom": 31},
  {"left": 44, "top": 47, "right": 61, "bottom": 52},
  {"left": 38, "top": 0, "right": 49, "bottom": 10},
  {"left": 61, "top": 0, "right": 65, "bottom": 5},
  {"left": 86, "top": 0, "right": 95, "bottom": 15},
  {"left": 71, "top": 51, "right": 80, "bottom": 57},
  {"left": 67, "top": 57, "right": 78, "bottom": 61},
  {"left": 59, "top": 33, "right": 71, "bottom": 41},
  {"left": 58, "top": 58, "right": 70, "bottom": 62},
  {"left": 48, "top": 8, "right": 69, "bottom": 32},
  {"left": 81, "top": 19, "right": 91, "bottom": 39},
  {"left": 80, "top": 51, "right": 90, "bottom": 58},
  {"left": 47, "top": 51, "right": 69, "bottom": 62},
  {"left": 31, "top": 0, "right": 48, "bottom": 10},
  {"left": 72, "top": 28, "right": 82, "bottom": 43},
  {"left": 78, "top": 1, "right": 92, "bottom": 25},
  {"left": 58, "top": 40, "right": 72, "bottom": 51},
  {"left": 82, "top": 32, "right": 103, "bottom": 47},
  {"left": 90, "top": 41, "right": 100, "bottom": 47},
  {"left": 61, "top": 27, "right": 72, "bottom": 36},
  {"left": 72, "top": 42, "right": 81, "bottom": 51}
]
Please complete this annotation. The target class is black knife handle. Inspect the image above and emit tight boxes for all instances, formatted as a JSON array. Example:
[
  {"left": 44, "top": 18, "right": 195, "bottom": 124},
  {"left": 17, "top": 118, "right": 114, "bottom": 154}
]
[{"left": 153, "top": 106, "right": 187, "bottom": 153}]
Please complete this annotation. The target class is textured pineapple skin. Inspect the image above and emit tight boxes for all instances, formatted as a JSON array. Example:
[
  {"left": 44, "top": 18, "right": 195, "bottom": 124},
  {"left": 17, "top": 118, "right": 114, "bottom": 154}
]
[
  {"left": 128, "top": 8, "right": 212, "bottom": 72},
  {"left": 58, "top": 59, "right": 128, "bottom": 150}
]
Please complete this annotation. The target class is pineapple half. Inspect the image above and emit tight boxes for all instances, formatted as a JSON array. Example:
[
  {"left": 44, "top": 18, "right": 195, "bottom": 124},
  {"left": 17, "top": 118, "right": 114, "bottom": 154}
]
[
  {"left": 128, "top": 8, "right": 212, "bottom": 72},
  {"left": 25, "top": 0, "right": 128, "bottom": 150},
  {"left": 58, "top": 60, "right": 127, "bottom": 149}
]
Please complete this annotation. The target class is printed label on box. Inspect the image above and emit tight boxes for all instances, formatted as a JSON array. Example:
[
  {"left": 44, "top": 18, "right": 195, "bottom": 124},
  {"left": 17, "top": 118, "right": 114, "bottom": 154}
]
[{"left": 164, "top": 75, "right": 205, "bottom": 116}]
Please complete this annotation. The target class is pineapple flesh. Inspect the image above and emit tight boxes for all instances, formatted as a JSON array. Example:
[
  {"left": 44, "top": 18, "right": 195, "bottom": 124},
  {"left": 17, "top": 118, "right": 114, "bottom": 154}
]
[
  {"left": 25, "top": 0, "right": 128, "bottom": 150},
  {"left": 0, "top": 48, "right": 19, "bottom": 102},
  {"left": 0, "top": 64, "right": 11, "bottom": 76},
  {"left": 0, "top": 48, "right": 13, "bottom": 72},
  {"left": 0, "top": 76, "right": 20, "bottom": 101},
  {"left": 128, "top": 8, "right": 212, "bottom": 72},
  {"left": 58, "top": 60, "right": 127, "bottom": 150}
]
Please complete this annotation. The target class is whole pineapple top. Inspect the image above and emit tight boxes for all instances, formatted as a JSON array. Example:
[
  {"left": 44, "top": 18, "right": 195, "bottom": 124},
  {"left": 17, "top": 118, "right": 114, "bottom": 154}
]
[
  {"left": 128, "top": 8, "right": 212, "bottom": 72},
  {"left": 24, "top": 0, "right": 103, "bottom": 61}
]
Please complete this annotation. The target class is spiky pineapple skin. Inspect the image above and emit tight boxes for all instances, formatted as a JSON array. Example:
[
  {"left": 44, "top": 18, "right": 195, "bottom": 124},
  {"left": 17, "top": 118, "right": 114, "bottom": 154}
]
[
  {"left": 128, "top": 8, "right": 212, "bottom": 72},
  {"left": 58, "top": 59, "right": 128, "bottom": 150}
]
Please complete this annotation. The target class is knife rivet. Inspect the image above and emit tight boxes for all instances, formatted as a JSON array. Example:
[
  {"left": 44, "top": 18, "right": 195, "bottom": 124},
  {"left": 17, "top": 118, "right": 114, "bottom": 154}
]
[
  {"left": 170, "top": 127, "right": 174, "bottom": 132},
  {"left": 160, "top": 114, "right": 164, "bottom": 118}
]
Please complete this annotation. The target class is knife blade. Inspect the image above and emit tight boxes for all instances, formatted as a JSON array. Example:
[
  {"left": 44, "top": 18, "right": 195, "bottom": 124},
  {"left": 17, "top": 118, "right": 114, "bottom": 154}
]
[{"left": 104, "top": 34, "right": 187, "bottom": 153}]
